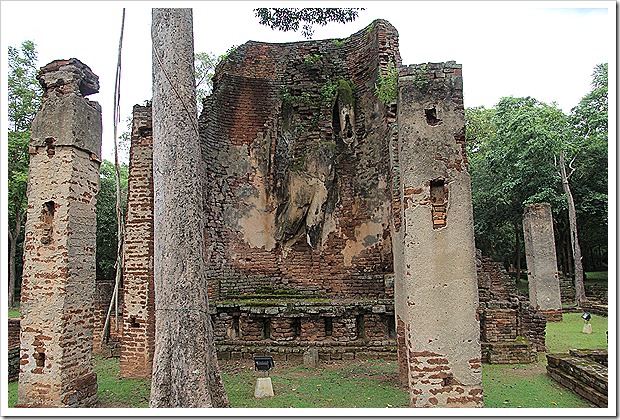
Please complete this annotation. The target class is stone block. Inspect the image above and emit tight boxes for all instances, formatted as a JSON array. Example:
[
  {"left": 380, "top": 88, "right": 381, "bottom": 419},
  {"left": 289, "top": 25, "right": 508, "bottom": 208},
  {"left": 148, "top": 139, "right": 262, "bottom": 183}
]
[{"left": 254, "top": 377, "right": 274, "bottom": 398}]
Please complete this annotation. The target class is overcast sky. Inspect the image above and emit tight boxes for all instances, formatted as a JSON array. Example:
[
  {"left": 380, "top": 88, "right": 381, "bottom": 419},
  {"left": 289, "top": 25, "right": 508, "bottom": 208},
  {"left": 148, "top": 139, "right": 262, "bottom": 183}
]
[{"left": 1, "top": 1, "right": 615, "bottom": 163}]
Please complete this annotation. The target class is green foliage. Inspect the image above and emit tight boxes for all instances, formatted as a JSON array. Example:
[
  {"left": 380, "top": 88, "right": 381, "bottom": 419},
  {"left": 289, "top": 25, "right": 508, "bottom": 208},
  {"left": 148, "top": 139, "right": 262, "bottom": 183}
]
[
  {"left": 254, "top": 8, "right": 364, "bottom": 39},
  {"left": 96, "top": 160, "right": 129, "bottom": 279},
  {"left": 195, "top": 49, "right": 234, "bottom": 114},
  {"left": 7, "top": 40, "right": 41, "bottom": 306},
  {"left": 8, "top": 40, "right": 42, "bottom": 132},
  {"left": 568, "top": 63, "right": 608, "bottom": 268},
  {"left": 303, "top": 53, "right": 322, "bottom": 65},
  {"left": 375, "top": 59, "right": 398, "bottom": 104},
  {"left": 8, "top": 131, "right": 30, "bottom": 228},
  {"left": 336, "top": 79, "right": 354, "bottom": 105},
  {"left": 331, "top": 38, "right": 347, "bottom": 46},
  {"left": 364, "top": 21, "right": 376, "bottom": 38},
  {"left": 466, "top": 72, "right": 607, "bottom": 268}
]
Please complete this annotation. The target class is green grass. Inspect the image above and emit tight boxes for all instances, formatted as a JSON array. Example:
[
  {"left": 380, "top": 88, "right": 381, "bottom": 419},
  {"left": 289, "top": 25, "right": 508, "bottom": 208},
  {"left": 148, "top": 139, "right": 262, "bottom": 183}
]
[
  {"left": 8, "top": 381, "right": 17, "bottom": 407},
  {"left": 221, "top": 359, "right": 408, "bottom": 408},
  {"left": 92, "top": 356, "right": 151, "bottom": 407},
  {"left": 7, "top": 314, "right": 607, "bottom": 409},
  {"left": 8, "top": 304, "right": 19, "bottom": 319},
  {"left": 482, "top": 312, "right": 607, "bottom": 408},
  {"left": 584, "top": 271, "right": 607, "bottom": 286},
  {"left": 545, "top": 312, "right": 608, "bottom": 354},
  {"left": 482, "top": 358, "right": 591, "bottom": 408}
]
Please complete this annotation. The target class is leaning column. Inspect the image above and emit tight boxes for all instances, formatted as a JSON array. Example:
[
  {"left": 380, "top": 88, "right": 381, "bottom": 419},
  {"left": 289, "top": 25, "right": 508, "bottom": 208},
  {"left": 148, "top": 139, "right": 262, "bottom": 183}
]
[
  {"left": 18, "top": 59, "right": 101, "bottom": 407},
  {"left": 395, "top": 62, "right": 483, "bottom": 407},
  {"left": 523, "top": 203, "right": 562, "bottom": 321}
]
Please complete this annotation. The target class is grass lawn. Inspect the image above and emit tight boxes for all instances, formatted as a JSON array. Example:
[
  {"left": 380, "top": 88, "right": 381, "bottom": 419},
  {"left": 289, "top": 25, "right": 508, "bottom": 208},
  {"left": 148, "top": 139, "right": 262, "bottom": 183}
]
[
  {"left": 7, "top": 313, "right": 607, "bottom": 409},
  {"left": 222, "top": 358, "right": 408, "bottom": 408},
  {"left": 8, "top": 304, "right": 19, "bottom": 319}
]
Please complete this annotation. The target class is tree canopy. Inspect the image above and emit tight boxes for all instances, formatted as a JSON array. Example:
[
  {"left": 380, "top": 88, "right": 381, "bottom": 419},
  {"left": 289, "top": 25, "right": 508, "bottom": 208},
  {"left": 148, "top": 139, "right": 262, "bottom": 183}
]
[
  {"left": 254, "top": 8, "right": 364, "bottom": 38},
  {"left": 466, "top": 63, "right": 608, "bottom": 276}
]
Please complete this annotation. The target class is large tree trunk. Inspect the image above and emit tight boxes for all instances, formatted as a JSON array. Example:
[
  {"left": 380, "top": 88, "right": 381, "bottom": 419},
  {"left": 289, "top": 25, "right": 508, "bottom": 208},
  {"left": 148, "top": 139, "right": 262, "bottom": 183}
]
[
  {"left": 150, "top": 8, "right": 228, "bottom": 408},
  {"left": 8, "top": 209, "right": 23, "bottom": 309},
  {"left": 559, "top": 152, "right": 586, "bottom": 306}
]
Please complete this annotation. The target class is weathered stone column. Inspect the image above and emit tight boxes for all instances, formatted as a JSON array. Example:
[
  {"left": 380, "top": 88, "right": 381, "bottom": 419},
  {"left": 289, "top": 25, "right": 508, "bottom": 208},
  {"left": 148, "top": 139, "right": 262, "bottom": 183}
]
[
  {"left": 120, "top": 104, "right": 155, "bottom": 378},
  {"left": 395, "top": 62, "right": 483, "bottom": 407},
  {"left": 18, "top": 58, "right": 101, "bottom": 407},
  {"left": 523, "top": 203, "right": 562, "bottom": 321}
]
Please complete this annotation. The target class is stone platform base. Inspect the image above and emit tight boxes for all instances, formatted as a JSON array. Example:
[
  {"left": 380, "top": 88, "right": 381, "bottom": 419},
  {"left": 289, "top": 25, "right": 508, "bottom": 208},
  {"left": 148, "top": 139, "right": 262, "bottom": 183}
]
[
  {"left": 217, "top": 340, "right": 397, "bottom": 364},
  {"left": 546, "top": 349, "right": 607, "bottom": 407}
]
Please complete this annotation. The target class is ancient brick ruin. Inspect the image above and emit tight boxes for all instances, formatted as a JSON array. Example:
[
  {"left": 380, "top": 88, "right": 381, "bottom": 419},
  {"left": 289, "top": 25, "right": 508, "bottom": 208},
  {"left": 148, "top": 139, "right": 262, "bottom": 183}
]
[
  {"left": 477, "top": 252, "right": 547, "bottom": 364},
  {"left": 103, "top": 18, "right": 484, "bottom": 407},
  {"left": 18, "top": 59, "right": 101, "bottom": 407},
  {"left": 523, "top": 203, "right": 563, "bottom": 321},
  {"left": 199, "top": 20, "right": 400, "bottom": 363},
  {"left": 14, "top": 18, "right": 564, "bottom": 409}
]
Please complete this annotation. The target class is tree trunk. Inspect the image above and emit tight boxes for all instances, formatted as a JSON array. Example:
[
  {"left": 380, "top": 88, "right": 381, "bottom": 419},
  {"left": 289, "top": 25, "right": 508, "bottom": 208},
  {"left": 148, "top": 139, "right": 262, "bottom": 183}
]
[
  {"left": 559, "top": 152, "right": 586, "bottom": 306},
  {"left": 8, "top": 208, "right": 23, "bottom": 309},
  {"left": 150, "top": 8, "right": 229, "bottom": 408},
  {"left": 514, "top": 221, "right": 521, "bottom": 284}
]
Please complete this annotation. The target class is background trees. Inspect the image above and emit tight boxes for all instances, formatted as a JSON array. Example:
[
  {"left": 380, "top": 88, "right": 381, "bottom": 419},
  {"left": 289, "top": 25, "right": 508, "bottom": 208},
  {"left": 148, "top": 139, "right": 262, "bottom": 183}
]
[
  {"left": 7, "top": 40, "right": 42, "bottom": 309},
  {"left": 96, "top": 160, "right": 129, "bottom": 279},
  {"left": 466, "top": 63, "right": 608, "bottom": 304}
]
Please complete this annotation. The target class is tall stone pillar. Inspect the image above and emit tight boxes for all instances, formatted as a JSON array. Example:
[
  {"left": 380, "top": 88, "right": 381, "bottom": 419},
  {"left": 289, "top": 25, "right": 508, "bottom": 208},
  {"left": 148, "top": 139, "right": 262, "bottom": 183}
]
[
  {"left": 120, "top": 104, "right": 155, "bottom": 378},
  {"left": 395, "top": 62, "right": 483, "bottom": 407},
  {"left": 523, "top": 203, "right": 562, "bottom": 322},
  {"left": 18, "top": 59, "right": 101, "bottom": 407}
]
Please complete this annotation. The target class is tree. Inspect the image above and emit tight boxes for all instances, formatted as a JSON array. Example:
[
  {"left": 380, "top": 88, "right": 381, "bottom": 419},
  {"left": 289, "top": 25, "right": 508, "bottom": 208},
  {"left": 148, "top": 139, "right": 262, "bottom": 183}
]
[
  {"left": 96, "top": 160, "right": 128, "bottom": 279},
  {"left": 8, "top": 40, "right": 42, "bottom": 132},
  {"left": 7, "top": 40, "right": 42, "bottom": 308},
  {"left": 194, "top": 51, "right": 218, "bottom": 113},
  {"left": 569, "top": 63, "right": 608, "bottom": 272},
  {"left": 254, "top": 8, "right": 364, "bottom": 38},
  {"left": 151, "top": 8, "right": 228, "bottom": 407},
  {"left": 467, "top": 73, "right": 608, "bottom": 306}
]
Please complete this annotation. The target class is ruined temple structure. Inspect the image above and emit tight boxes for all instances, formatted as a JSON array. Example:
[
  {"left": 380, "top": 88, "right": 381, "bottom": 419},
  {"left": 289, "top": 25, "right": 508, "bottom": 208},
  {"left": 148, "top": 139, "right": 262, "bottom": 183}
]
[
  {"left": 200, "top": 20, "right": 402, "bottom": 363},
  {"left": 18, "top": 59, "right": 101, "bottom": 407},
  {"left": 113, "top": 18, "right": 485, "bottom": 407}
]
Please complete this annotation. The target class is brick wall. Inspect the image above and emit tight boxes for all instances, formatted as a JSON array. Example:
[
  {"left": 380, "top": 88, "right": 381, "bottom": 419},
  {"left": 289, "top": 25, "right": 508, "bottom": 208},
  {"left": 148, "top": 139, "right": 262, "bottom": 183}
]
[
  {"left": 200, "top": 20, "right": 399, "bottom": 301},
  {"left": 477, "top": 252, "right": 547, "bottom": 360},
  {"left": 8, "top": 319, "right": 20, "bottom": 382},
  {"left": 120, "top": 104, "right": 155, "bottom": 379},
  {"left": 92, "top": 279, "right": 123, "bottom": 357}
]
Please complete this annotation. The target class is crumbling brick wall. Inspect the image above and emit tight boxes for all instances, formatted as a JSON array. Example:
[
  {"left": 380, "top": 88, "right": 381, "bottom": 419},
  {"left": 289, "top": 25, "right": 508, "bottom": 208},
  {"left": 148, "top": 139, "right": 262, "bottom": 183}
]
[
  {"left": 200, "top": 20, "right": 400, "bottom": 301},
  {"left": 477, "top": 252, "right": 547, "bottom": 361},
  {"left": 92, "top": 279, "right": 123, "bottom": 357}
]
